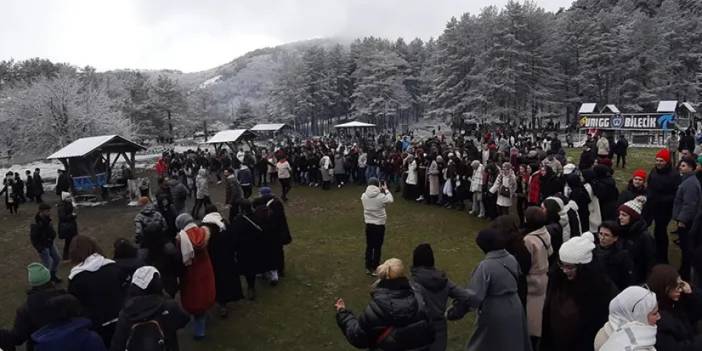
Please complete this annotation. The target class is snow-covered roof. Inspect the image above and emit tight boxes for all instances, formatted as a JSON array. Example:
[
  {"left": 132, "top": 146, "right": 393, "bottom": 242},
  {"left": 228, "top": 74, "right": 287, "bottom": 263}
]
[
  {"left": 578, "top": 103, "right": 597, "bottom": 114},
  {"left": 47, "top": 135, "right": 145, "bottom": 159},
  {"left": 603, "top": 104, "right": 620, "bottom": 113},
  {"left": 334, "top": 121, "right": 377, "bottom": 128},
  {"left": 657, "top": 100, "right": 678, "bottom": 112},
  {"left": 204, "top": 129, "right": 257, "bottom": 144},
  {"left": 250, "top": 123, "right": 289, "bottom": 132},
  {"left": 682, "top": 102, "right": 697, "bottom": 113}
]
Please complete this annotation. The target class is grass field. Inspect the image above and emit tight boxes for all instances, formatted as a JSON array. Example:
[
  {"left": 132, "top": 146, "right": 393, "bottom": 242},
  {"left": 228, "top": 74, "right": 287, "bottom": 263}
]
[{"left": 0, "top": 147, "right": 673, "bottom": 350}]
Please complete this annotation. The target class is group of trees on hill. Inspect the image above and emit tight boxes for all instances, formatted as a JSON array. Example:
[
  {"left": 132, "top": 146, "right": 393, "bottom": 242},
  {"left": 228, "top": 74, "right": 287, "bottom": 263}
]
[{"left": 1, "top": 0, "right": 701, "bottom": 160}]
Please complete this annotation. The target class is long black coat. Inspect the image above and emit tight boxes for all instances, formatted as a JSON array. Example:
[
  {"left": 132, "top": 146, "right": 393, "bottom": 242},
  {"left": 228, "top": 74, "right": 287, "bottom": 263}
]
[
  {"left": 590, "top": 165, "right": 619, "bottom": 222},
  {"left": 57, "top": 200, "right": 77, "bottom": 240},
  {"left": 253, "top": 195, "right": 291, "bottom": 272},
  {"left": 68, "top": 263, "right": 127, "bottom": 332},
  {"left": 620, "top": 219, "right": 657, "bottom": 285},
  {"left": 656, "top": 293, "right": 702, "bottom": 351},
  {"left": 231, "top": 213, "right": 267, "bottom": 276},
  {"left": 33, "top": 174, "right": 44, "bottom": 196},
  {"left": 646, "top": 163, "right": 680, "bottom": 217},
  {"left": 594, "top": 244, "right": 634, "bottom": 291},
  {"left": 204, "top": 222, "right": 243, "bottom": 304}
]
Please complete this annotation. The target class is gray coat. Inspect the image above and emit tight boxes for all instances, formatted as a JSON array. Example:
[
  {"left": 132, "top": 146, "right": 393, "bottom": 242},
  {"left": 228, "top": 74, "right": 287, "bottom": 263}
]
[
  {"left": 672, "top": 172, "right": 701, "bottom": 226},
  {"left": 411, "top": 267, "right": 471, "bottom": 351},
  {"left": 447, "top": 250, "right": 531, "bottom": 351}
]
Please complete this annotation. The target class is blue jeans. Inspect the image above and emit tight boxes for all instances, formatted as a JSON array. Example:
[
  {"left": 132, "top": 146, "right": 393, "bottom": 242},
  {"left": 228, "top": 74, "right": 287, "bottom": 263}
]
[
  {"left": 39, "top": 243, "right": 61, "bottom": 273},
  {"left": 192, "top": 314, "right": 207, "bottom": 338}
]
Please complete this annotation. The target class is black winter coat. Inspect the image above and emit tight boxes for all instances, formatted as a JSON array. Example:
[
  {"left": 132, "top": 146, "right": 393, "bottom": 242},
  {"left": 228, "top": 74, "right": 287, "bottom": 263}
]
[
  {"left": 232, "top": 213, "right": 266, "bottom": 276},
  {"left": 0, "top": 286, "right": 67, "bottom": 351},
  {"left": 590, "top": 165, "right": 619, "bottom": 221},
  {"left": 30, "top": 215, "right": 56, "bottom": 252},
  {"left": 620, "top": 219, "right": 657, "bottom": 285},
  {"left": 204, "top": 223, "right": 243, "bottom": 304},
  {"left": 336, "top": 278, "right": 432, "bottom": 351},
  {"left": 109, "top": 294, "right": 189, "bottom": 351},
  {"left": 57, "top": 200, "right": 77, "bottom": 240},
  {"left": 656, "top": 293, "right": 702, "bottom": 351},
  {"left": 594, "top": 244, "right": 634, "bottom": 291},
  {"left": 646, "top": 164, "right": 680, "bottom": 215},
  {"left": 68, "top": 263, "right": 127, "bottom": 330}
]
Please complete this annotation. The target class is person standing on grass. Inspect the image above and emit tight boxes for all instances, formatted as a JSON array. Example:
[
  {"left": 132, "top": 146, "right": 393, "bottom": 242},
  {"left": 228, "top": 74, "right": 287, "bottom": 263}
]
[
  {"left": 646, "top": 148, "right": 680, "bottom": 264},
  {"left": 277, "top": 155, "right": 293, "bottom": 201},
  {"left": 672, "top": 157, "right": 700, "bottom": 281},
  {"left": 613, "top": 134, "right": 629, "bottom": 168},
  {"left": 1, "top": 171, "right": 19, "bottom": 214},
  {"left": 30, "top": 203, "right": 62, "bottom": 284},
  {"left": 33, "top": 168, "right": 44, "bottom": 203},
  {"left": 191, "top": 168, "right": 211, "bottom": 219},
  {"left": 57, "top": 192, "right": 78, "bottom": 260},
  {"left": 361, "top": 177, "right": 394, "bottom": 276},
  {"left": 224, "top": 167, "right": 244, "bottom": 222},
  {"left": 25, "top": 170, "right": 35, "bottom": 203}
]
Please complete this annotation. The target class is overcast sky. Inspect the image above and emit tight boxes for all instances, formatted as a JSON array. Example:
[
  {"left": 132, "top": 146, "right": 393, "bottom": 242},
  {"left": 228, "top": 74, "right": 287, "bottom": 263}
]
[{"left": 1, "top": 0, "right": 573, "bottom": 73}]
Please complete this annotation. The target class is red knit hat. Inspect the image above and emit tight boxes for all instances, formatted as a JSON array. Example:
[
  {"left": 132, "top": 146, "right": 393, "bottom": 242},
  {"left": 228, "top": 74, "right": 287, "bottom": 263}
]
[
  {"left": 656, "top": 148, "right": 670, "bottom": 162},
  {"left": 632, "top": 169, "right": 647, "bottom": 180}
]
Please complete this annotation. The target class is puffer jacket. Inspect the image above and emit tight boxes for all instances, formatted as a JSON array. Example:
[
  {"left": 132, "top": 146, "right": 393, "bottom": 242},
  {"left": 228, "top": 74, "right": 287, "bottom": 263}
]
[
  {"left": 411, "top": 266, "right": 469, "bottom": 351},
  {"left": 361, "top": 185, "right": 394, "bottom": 225},
  {"left": 134, "top": 204, "right": 167, "bottom": 246},
  {"left": 336, "top": 277, "right": 433, "bottom": 351}
]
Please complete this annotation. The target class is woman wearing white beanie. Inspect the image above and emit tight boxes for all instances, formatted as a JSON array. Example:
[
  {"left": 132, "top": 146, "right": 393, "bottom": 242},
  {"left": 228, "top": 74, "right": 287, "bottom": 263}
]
[
  {"left": 594, "top": 286, "right": 659, "bottom": 350},
  {"left": 540, "top": 232, "right": 618, "bottom": 351}
]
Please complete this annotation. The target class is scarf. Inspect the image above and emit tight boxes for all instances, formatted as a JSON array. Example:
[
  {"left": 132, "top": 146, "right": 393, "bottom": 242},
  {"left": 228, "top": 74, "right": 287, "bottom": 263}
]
[{"left": 177, "top": 223, "right": 197, "bottom": 266}]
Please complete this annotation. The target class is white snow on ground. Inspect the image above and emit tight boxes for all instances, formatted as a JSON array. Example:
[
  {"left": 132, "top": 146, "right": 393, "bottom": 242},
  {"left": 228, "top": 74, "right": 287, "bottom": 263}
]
[{"left": 199, "top": 75, "right": 222, "bottom": 88}]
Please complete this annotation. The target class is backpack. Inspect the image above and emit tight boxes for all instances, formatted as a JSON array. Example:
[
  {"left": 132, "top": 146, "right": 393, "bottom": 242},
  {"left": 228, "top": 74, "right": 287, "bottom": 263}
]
[{"left": 125, "top": 319, "right": 166, "bottom": 351}]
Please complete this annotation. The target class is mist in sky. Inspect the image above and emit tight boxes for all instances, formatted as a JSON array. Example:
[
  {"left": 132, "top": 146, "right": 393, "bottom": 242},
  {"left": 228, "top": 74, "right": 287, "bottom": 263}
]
[{"left": 0, "top": 0, "right": 573, "bottom": 72}]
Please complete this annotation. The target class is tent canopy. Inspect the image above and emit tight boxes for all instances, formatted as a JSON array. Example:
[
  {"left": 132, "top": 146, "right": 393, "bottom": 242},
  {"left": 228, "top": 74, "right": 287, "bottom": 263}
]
[
  {"left": 204, "top": 129, "right": 257, "bottom": 144},
  {"left": 657, "top": 100, "right": 678, "bottom": 112},
  {"left": 334, "top": 121, "right": 377, "bottom": 129},
  {"left": 250, "top": 123, "right": 290, "bottom": 132},
  {"left": 47, "top": 135, "right": 145, "bottom": 159},
  {"left": 578, "top": 103, "right": 597, "bottom": 114}
]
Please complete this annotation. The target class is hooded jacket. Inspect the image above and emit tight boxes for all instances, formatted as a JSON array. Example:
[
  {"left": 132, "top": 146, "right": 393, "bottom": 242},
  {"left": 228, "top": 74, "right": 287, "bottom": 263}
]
[
  {"left": 109, "top": 294, "right": 189, "bottom": 351},
  {"left": 361, "top": 185, "right": 394, "bottom": 225},
  {"left": 31, "top": 318, "right": 105, "bottom": 351}
]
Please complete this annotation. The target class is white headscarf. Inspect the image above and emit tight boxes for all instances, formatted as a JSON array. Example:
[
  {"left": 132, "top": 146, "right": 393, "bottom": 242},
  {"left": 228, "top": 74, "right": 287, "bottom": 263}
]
[{"left": 608, "top": 286, "right": 657, "bottom": 328}]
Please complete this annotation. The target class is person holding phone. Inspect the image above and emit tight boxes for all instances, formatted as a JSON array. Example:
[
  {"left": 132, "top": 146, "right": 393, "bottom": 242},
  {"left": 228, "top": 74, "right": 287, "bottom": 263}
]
[{"left": 361, "top": 178, "right": 394, "bottom": 276}]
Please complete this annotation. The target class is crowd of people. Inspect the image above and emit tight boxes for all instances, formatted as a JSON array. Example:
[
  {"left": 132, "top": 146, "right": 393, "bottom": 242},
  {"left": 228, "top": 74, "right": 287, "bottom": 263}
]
[
  {"left": 0, "top": 152, "right": 292, "bottom": 350},
  {"left": 3, "top": 125, "right": 702, "bottom": 350}
]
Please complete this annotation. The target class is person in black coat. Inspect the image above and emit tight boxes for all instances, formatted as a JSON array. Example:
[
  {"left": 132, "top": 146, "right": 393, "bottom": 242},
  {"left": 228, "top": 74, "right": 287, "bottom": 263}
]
[
  {"left": 578, "top": 145, "right": 597, "bottom": 171},
  {"left": 253, "top": 187, "right": 292, "bottom": 281},
  {"left": 231, "top": 199, "right": 266, "bottom": 301},
  {"left": 112, "top": 238, "right": 145, "bottom": 289},
  {"left": 32, "top": 168, "right": 44, "bottom": 203},
  {"left": 67, "top": 235, "right": 127, "bottom": 347},
  {"left": 55, "top": 170, "right": 71, "bottom": 197},
  {"left": 647, "top": 264, "right": 702, "bottom": 351},
  {"left": 618, "top": 169, "right": 647, "bottom": 206},
  {"left": 109, "top": 266, "right": 189, "bottom": 351},
  {"left": 57, "top": 193, "right": 78, "bottom": 259},
  {"left": 25, "top": 170, "right": 35, "bottom": 203},
  {"left": 618, "top": 197, "right": 657, "bottom": 285},
  {"left": 336, "top": 258, "right": 434, "bottom": 351},
  {"left": 613, "top": 135, "right": 629, "bottom": 168},
  {"left": 593, "top": 221, "right": 634, "bottom": 291},
  {"left": 646, "top": 148, "right": 681, "bottom": 264},
  {"left": 679, "top": 130, "right": 696, "bottom": 154},
  {"left": 590, "top": 164, "right": 619, "bottom": 221},
  {"left": 202, "top": 205, "right": 243, "bottom": 318},
  {"left": 155, "top": 193, "right": 178, "bottom": 239},
  {"left": 0, "top": 263, "right": 68, "bottom": 351},
  {"left": 410, "top": 244, "right": 470, "bottom": 351},
  {"left": 30, "top": 203, "right": 62, "bottom": 283},
  {"left": 539, "top": 165, "right": 563, "bottom": 203},
  {"left": 565, "top": 173, "right": 591, "bottom": 233}
]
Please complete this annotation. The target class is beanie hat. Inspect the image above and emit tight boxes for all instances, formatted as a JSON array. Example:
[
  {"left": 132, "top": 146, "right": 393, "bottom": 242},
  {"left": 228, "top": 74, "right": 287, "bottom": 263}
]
[
  {"left": 559, "top": 232, "right": 596, "bottom": 264},
  {"left": 618, "top": 196, "right": 647, "bottom": 221},
  {"left": 259, "top": 187, "right": 273, "bottom": 197},
  {"left": 27, "top": 263, "right": 51, "bottom": 287},
  {"left": 656, "top": 148, "right": 670, "bottom": 162},
  {"left": 412, "top": 243, "right": 435, "bottom": 267},
  {"left": 632, "top": 169, "right": 647, "bottom": 180}
]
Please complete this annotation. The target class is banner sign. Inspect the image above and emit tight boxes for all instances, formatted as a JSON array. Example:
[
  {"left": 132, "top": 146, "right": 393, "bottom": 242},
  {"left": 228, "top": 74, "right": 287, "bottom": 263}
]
[{"left": 578, "top": 113, "right": 675, "bottom": 130}]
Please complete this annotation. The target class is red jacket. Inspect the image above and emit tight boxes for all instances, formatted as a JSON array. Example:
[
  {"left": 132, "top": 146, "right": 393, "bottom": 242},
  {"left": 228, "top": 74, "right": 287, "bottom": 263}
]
[
  {"left": 179, "top": 226, "right": 215, "bottom": 315},
  {"left": 528, "top": 171, "right": 541, "bottom": 205},
  {"left": 155, "top": 159, "right": 168, "bottom": 177}
]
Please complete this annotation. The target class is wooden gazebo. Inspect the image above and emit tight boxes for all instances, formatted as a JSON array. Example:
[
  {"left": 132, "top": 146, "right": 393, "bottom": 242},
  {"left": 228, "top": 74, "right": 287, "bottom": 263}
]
[{"left": 47, "top": 135, "right": 146, "bottom": 192}]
